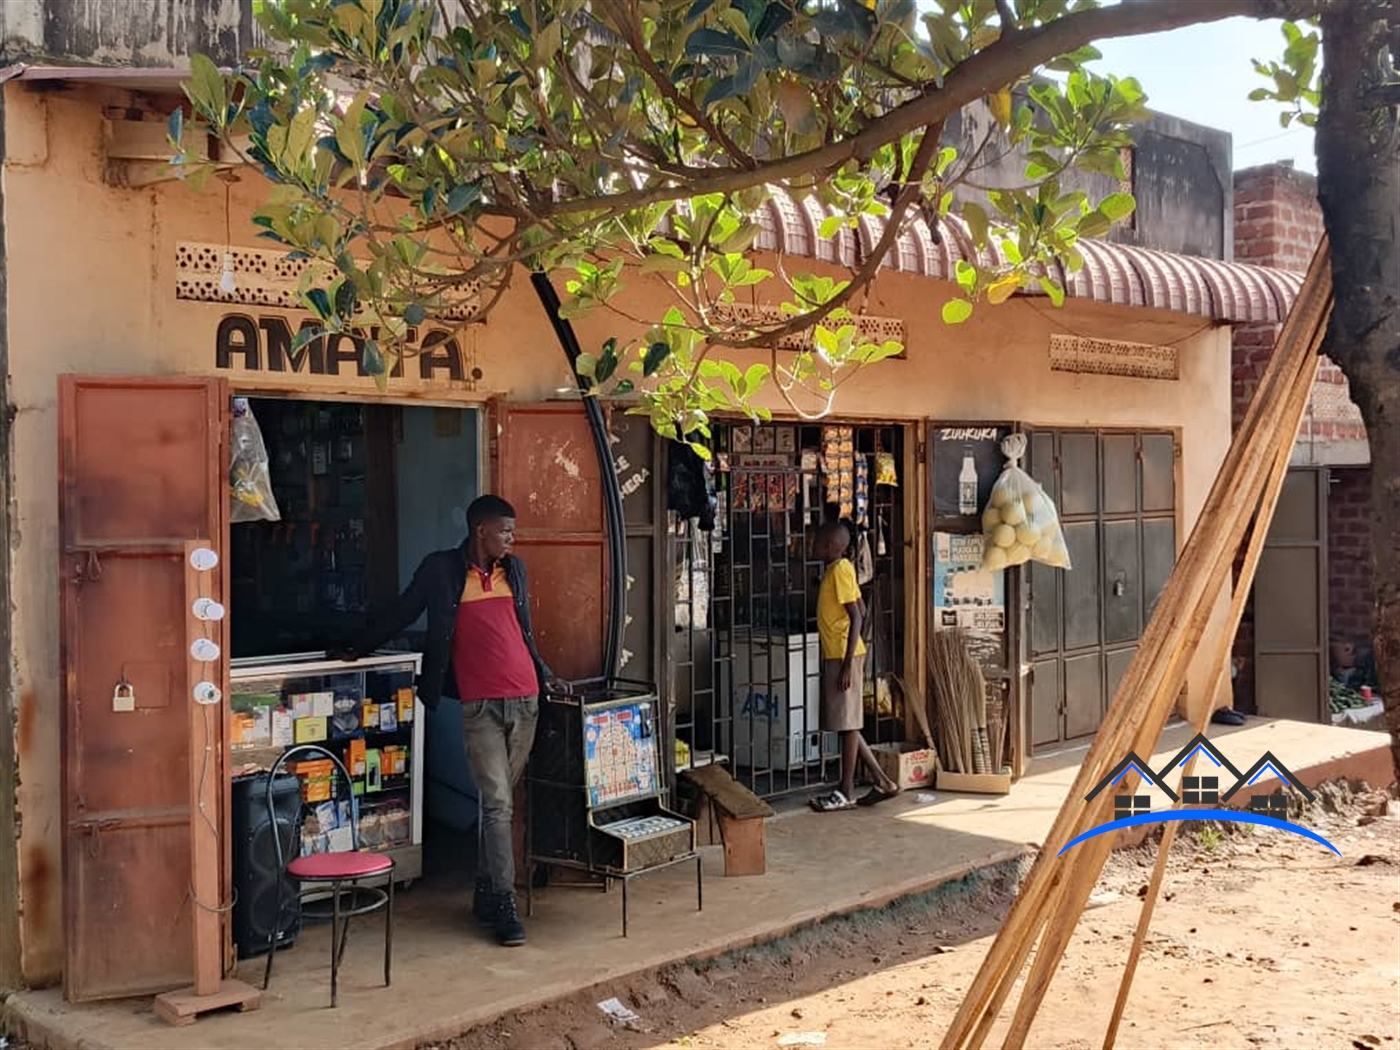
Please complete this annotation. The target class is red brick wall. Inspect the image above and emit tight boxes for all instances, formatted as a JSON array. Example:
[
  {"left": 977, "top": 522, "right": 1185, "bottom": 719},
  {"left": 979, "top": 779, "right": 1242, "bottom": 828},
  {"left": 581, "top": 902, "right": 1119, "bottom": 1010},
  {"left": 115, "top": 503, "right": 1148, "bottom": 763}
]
[
  {"left": 1233, "top": 162, "right": 1326, "bottom": 270},
  {"left": 1230, "top": 163, "right": 1374, "bottom": 708},
  {"left": 1328, "top": 467, "right": 1375, "bottom": 646},
  {"left": 1231, "top": 162, "right": 1329, "bottom": 432}
]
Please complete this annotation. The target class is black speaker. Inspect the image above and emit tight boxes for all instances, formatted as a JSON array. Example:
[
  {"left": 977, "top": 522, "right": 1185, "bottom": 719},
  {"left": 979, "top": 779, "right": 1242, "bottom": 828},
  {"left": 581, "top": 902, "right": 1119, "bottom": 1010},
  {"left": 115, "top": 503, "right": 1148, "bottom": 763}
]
[{"left": 232, "top": 772, "right": 304, "bottom": 959}]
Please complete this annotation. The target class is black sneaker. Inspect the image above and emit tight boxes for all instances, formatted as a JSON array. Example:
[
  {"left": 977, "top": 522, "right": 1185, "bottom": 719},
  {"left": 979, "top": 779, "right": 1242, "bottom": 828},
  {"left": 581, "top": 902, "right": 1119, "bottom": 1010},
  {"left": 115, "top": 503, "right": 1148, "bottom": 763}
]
[
  {"left": 493, "top": 892, "right": 527, "bottom": 947},
  {"left": 472, "top": 878, "right": 498, "bottom": 927}
]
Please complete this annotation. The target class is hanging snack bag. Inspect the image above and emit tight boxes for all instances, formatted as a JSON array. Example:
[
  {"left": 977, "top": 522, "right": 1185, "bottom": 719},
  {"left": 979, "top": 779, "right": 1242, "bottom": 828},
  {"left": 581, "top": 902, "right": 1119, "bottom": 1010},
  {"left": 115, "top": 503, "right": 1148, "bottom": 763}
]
[
  {"left": 230, "top": 397, "right": 282, "bottom": 523},
  {"left": 979, "top": 433, "right": 1070, "bottom": 572}
]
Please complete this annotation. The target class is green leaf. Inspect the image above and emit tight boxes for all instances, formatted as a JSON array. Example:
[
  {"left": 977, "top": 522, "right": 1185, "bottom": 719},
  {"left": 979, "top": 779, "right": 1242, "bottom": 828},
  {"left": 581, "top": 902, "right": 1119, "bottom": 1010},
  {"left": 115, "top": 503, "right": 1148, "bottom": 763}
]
[
  {"left": 643, "top": 341, "right": 671, "bottom": 376},
  {"left": 306, "top": 287, "right": 332, "bottom": 321},
  {"left": 954, "top": 259, "right": 977, "bottom": 294},
  {"left": 447, "top": 183, "right": 480, "bottom": 215},
  {"left": 1038, "top": 276, "right": 1066, "bottom": 308},
  {"left": 961, "top": 202, "right": 990, "bottom": 247},
  {"left": 186, "top": 54, "right": 226, "bottom": 123},
  {"left": 684, "top": 28, "right": 749, "bottom": 59},
  {"left": 404, "top": 303, "right": 427, "bottom": 326},
  {"left": 942, "top": 298, "right": 973, "bottom": 325},
  {"left": 1098, "top": 192, "right": 1137, "bottom": 222},
  {"left": 167, "top": 107, "right": 184, "bottom": 147},
  {"left": 575, "top": 352, "right": 598, "bottom": 379},
  {"left": 361, "top": 338, "right": 386, "bottom": 376}
]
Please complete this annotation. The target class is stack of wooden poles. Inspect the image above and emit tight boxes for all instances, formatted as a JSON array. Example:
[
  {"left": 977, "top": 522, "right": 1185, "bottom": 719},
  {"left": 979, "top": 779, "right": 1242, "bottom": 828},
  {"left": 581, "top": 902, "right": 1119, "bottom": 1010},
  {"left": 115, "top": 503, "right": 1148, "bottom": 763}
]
[{"left": 940, "top": 239, "right": 1334, "bottom": 1050}]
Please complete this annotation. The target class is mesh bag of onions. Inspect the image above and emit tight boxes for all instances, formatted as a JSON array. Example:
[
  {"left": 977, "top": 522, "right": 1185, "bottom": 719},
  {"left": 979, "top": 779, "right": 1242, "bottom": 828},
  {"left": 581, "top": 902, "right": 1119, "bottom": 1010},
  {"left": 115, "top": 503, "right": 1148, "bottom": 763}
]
[{"left": 979, "top": 433, "right": 1070, "bottom": 572}]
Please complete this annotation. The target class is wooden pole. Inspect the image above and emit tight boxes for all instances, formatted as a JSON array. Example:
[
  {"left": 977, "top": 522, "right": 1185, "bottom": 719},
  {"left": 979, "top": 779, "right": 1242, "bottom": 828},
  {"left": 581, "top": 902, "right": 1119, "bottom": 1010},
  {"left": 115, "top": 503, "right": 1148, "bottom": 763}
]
[
  {"left": 997, "top": 326, "right": 1322, "bottom": 1049},
  {"left": 941, "top": 239, "right": 1334, "bottom": 1050},
  {"left": 154, "top": 541, "right": 261, "bottom": 1026},
  {"left": 1101, "top": 372, "right": 1306, "bottom": 1048}
]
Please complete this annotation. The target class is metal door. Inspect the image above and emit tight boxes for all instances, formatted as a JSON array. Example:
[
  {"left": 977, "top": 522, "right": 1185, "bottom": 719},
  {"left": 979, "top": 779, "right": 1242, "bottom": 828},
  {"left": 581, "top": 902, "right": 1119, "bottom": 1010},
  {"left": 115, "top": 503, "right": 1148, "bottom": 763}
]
[
  {"left": 1253, "top": 468, "right": 1329, "bottom": 721},
  {"left": 59, "top": 375, "right": 228, "bottom": 1001},
  {"left": 492, "top": 401, "right": 608, "bottom": 681},
  {"left": 1027, "top": 429, "right": 1176, "bottom": 748}
]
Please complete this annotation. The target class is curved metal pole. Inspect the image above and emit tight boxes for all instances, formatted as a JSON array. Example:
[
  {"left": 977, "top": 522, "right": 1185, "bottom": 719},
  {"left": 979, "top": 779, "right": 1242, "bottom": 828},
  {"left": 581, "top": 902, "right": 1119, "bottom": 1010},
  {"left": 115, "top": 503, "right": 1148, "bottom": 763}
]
[{"left": 529, "top": 271, "right": 626, "bottom": 680}]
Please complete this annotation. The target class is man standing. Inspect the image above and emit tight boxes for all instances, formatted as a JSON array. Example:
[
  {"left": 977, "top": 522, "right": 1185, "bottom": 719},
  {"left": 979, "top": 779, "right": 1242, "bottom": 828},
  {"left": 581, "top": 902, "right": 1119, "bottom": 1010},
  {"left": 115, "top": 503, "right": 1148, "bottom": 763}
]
[{"left": 339, "top": 494, "right": 555, "bottom": 946}]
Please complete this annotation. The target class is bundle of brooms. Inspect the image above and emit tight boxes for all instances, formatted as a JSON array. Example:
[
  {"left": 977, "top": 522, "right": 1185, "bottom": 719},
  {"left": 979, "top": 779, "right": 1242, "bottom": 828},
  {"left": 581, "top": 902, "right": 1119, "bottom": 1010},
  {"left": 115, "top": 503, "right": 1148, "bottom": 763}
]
[{"left": 929, "top": 628, "right": 992, "bottom": 775}]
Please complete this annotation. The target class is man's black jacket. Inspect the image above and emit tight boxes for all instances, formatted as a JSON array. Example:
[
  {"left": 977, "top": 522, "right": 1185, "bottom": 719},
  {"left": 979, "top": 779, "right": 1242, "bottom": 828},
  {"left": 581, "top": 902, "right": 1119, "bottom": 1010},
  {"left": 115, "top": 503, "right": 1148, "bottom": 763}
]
[{"left": 348, "top": 545, "right": 551, "bottom": 709}]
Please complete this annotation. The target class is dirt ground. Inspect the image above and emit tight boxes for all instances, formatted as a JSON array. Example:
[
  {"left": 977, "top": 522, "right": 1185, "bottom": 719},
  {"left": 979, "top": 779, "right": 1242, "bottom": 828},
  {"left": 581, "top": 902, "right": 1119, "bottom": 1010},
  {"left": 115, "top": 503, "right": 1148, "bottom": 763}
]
[{"left": 441, "top": 779, "right": 1400, "bottom": 1050}]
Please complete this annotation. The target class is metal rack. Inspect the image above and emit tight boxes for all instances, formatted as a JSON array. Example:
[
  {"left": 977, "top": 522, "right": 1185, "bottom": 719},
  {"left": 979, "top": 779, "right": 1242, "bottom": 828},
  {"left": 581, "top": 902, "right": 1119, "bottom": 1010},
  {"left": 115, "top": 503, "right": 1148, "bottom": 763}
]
[{"left": 526, "top": 677, "right": 701, "bottom": 936}]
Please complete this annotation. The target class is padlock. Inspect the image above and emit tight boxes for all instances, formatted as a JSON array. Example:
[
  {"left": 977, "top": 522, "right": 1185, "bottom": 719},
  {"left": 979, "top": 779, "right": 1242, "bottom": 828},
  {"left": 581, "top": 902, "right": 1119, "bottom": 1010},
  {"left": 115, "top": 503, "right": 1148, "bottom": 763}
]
[{"left": 112, "top": 681, "right": 135, "bottom": 712}]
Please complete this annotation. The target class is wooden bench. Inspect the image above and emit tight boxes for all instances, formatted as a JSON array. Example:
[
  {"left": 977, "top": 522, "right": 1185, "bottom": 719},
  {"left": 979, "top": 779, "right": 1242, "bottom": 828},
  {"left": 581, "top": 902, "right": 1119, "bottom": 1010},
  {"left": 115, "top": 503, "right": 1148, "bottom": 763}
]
[{"left": 680, "top": 764, "right": 774, "bottom": 877}]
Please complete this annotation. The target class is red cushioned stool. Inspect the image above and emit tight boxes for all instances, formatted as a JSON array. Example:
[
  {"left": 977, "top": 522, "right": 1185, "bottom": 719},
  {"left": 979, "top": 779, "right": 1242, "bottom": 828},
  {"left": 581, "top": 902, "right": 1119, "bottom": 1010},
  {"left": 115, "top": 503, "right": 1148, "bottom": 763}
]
[{"left": 263, "top": 744, "right": 394, "bottom": 1007}]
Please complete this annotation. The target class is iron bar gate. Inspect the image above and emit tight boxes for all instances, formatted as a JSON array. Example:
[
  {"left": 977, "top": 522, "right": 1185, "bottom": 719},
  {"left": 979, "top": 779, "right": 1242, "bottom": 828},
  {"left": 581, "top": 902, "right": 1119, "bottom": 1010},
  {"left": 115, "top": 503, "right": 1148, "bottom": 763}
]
[{"left": 669, "top": 423, "right": 906, "bottom": 800}]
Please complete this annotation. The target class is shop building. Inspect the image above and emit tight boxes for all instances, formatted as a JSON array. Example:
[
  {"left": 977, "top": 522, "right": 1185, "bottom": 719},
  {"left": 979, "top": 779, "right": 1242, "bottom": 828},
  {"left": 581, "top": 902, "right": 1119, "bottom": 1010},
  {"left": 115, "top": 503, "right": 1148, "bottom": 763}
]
[{"left": 0, "top": 64, "right": 1306, "bottom": 999}]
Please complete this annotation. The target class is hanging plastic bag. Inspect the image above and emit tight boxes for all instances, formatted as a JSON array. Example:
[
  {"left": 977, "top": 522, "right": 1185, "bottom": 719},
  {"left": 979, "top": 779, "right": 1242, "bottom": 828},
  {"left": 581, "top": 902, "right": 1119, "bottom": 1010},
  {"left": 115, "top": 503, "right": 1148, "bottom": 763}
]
[
  {"left": 979, "top": 433, "right": 1070, "bottom": 572},
  {"left": 854, "top": 529, "right": 875, "bottom": 585},
  {"left": 229, "top": 397, "right": 281, "bottom": 523}
]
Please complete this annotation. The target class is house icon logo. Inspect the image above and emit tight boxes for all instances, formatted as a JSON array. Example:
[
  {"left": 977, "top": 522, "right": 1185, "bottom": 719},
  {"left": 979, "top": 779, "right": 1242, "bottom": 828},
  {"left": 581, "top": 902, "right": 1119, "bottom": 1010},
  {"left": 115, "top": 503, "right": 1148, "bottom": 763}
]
[{"left": 1061, "top": 734, "right": 1338, "bottom": 857}]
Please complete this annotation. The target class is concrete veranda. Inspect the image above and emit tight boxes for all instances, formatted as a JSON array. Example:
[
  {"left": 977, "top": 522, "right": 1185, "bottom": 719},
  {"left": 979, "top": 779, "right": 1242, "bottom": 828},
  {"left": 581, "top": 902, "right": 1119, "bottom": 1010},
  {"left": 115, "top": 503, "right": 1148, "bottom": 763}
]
[{"left": 4, "top": 717, "right": 1392, "bottom": 1050}]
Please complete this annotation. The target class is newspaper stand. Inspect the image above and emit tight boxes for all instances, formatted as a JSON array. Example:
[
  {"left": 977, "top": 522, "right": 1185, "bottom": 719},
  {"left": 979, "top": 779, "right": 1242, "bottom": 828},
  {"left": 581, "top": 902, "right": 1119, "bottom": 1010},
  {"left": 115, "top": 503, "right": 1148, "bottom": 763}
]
[{"left": 526, "top": 677, "right": 700, "bottom": 936}]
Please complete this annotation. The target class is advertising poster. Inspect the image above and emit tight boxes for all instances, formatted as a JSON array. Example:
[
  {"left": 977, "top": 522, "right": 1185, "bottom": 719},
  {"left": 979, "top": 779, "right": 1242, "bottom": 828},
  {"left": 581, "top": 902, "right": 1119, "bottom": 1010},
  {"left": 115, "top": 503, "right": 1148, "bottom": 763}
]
[
  {"left": 932, "top": 424, "right": 1010, "bottom": 519},
  {"left": 933, "top": 531, "right": 1006, "bottom": 668}
]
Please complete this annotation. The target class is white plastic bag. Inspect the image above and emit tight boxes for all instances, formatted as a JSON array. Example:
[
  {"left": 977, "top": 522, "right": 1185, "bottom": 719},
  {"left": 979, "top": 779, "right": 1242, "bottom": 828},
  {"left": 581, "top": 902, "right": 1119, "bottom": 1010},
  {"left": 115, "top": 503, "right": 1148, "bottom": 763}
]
[
  {"left": 979, "top": 433, "right": 1070, "bottom": 571},
  {"left": 229, "top": 397, "right": 281, "bottom": 523}
]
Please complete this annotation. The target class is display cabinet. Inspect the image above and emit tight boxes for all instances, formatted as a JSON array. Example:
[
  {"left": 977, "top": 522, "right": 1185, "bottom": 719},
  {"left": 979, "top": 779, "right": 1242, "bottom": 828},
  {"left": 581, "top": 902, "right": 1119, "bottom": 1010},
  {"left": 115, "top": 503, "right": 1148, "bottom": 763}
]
[{"left": 229, "top": 651, "right": 425, "bottom": 883}]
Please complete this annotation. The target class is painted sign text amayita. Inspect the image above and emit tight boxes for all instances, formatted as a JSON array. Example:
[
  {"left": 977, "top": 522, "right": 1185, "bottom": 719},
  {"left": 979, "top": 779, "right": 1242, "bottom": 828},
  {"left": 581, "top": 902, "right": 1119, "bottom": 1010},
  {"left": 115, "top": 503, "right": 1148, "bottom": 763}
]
[{"left": 215, "top": 313, "right": 477, "bottom": 381}]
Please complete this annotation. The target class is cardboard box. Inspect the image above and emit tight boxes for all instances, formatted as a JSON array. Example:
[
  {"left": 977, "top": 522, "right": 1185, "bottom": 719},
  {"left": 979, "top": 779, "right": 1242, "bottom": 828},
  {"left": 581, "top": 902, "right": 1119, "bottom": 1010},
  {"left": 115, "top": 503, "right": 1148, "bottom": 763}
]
[
  {"left": 362, "top": 702, "right": 380, "bottom": 729},
  {"left": 365, "top": 749, "right": 383, "bottom": 792},
  {"left": 271, "top": 708, "right": 294, "bottom": 748},
  {"left": 872, "top": 742, "right": 938, "bottom": 790},
  {"left": 347, "top": 738, "right": 367, "bottom": 777},
  {"left": 936, "top": 770, "right": 1013, "bottom": 795},
  {"left": 230, "top": 710, "right": 272, "bottom": 749},
  {"left": 294, "top": 716, "right": 328, "bottom": 744},
  {"left": 379, "top": 703, "right": 398, "bottom": 733},
  {"left": 396, "top": 687, "right": 415, "bottom": 724},
  {"left": 311, "top": 691, "right": 335, "bottom": 719}
]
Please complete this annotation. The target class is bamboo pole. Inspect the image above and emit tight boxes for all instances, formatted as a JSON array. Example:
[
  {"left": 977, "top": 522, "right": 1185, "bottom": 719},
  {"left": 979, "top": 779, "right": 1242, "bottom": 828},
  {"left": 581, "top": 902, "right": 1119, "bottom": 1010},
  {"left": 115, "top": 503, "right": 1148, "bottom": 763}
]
[
  {"left": 997, "top": 322, "right": 1323, "bottom": 1049},
  {"left": 941, "top": 239, "right": 1334, "bottom": 1050},
  {"left": 993, "top": 269, "right": 1328, "bottom": 1050},
  {"left": 1100, "top": 368, "right": 1307, "bottom": 1048}
]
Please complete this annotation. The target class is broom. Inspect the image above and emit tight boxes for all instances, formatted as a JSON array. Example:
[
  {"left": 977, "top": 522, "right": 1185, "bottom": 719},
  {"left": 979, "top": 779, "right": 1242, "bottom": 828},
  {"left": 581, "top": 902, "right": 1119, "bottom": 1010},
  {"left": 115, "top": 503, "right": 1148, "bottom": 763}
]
[{"left": 929, "top": 628, "right": 986, "bottom": 775}]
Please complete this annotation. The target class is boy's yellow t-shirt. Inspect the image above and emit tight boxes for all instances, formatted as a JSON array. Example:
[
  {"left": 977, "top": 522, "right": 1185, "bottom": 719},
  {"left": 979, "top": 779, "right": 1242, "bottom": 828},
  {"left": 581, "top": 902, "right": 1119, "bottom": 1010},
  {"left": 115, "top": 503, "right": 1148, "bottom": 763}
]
[{"left": 817, "top": 557, "right": 867, "bottom": 660}]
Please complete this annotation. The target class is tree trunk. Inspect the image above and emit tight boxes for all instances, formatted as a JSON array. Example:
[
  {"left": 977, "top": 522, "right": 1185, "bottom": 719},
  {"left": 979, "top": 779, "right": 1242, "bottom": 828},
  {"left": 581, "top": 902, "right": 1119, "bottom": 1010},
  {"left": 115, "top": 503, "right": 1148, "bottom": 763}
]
[{"left": 1315, "top": 2, "right": 1400, "bottom": 781}]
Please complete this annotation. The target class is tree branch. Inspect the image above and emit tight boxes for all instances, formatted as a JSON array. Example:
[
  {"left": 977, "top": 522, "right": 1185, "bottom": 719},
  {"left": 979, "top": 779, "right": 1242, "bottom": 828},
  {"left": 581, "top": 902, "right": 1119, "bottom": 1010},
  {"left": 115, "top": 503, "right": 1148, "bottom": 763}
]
[
  {"left": 542, "top": 0, "right": 1287, "bottom": 218},
  {"left": 717, "top": 122, "right": 946, "bottom": 351}
]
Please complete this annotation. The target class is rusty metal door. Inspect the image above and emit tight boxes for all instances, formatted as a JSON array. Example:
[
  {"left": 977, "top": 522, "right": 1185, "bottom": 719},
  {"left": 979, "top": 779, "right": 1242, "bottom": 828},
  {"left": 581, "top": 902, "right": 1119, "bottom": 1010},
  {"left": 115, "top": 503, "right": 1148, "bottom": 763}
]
[
  {"left": 1027, "top": 429, "right": 1176, "bottom": 749},
  {"left": 492, "top": 401, "right": 607, "bottom": 681},
  {"left": 59, "top": 375, "right": 227, "bottom": 1001},
  {"left": 1253, "top": 468, "right": 1329, "bottom": 722}
]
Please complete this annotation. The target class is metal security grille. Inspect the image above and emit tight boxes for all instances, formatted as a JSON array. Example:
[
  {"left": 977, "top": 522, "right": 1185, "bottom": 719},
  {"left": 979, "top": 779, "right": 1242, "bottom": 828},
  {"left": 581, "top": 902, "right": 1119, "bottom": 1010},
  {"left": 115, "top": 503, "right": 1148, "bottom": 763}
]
[{"left": 670, "top": 423, "right": 906, "bottom": 799}]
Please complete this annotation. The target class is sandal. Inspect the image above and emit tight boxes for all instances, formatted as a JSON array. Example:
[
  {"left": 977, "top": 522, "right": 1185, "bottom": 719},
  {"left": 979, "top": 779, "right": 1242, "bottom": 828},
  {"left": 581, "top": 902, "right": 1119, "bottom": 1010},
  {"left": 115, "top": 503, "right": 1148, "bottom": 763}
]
[
  {"left": 809, "top": 790, "right": 856, "bottom": 812},
  {"left": 857, "top": 784, "right": 899, "bottom": 807}
]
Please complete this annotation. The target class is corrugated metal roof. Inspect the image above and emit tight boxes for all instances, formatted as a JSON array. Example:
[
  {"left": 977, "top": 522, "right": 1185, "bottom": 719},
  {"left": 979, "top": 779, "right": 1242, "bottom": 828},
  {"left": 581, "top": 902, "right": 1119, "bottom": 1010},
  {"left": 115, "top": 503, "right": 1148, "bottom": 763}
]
[
  {"left": 752, "top": 189, "right": 1303, "bottom": 324},
  {"left": 4, "top": 63, "right": 1305, "bottom": 324}
]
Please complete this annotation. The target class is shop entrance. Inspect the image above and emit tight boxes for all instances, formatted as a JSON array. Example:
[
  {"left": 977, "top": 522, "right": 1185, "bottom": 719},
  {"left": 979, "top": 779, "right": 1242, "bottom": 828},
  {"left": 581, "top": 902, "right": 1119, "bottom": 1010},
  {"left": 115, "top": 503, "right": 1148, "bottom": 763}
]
[
  {"left": 1026, "top": 429, "right": 1177, "bottom": 749},
  {"left": 226, "top": 395, "right": 485, "bottom": 898},
  {"left": 670, "top": 422, "right": 907, "bottom": 800}
]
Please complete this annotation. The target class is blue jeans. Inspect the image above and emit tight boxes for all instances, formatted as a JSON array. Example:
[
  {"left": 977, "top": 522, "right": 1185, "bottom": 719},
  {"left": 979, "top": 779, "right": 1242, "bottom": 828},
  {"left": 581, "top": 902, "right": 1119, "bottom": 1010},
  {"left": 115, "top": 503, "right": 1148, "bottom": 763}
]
[{"left": 461, "top": 697, "right": 539, "bottom": 895}]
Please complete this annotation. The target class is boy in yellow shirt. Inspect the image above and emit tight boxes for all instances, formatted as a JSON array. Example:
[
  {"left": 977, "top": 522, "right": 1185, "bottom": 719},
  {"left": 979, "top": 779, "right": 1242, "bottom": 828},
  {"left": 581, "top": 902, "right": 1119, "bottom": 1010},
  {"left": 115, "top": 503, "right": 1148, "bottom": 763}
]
[{"left": 810, "top": 521, "right": 900, "bottom": 812}]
